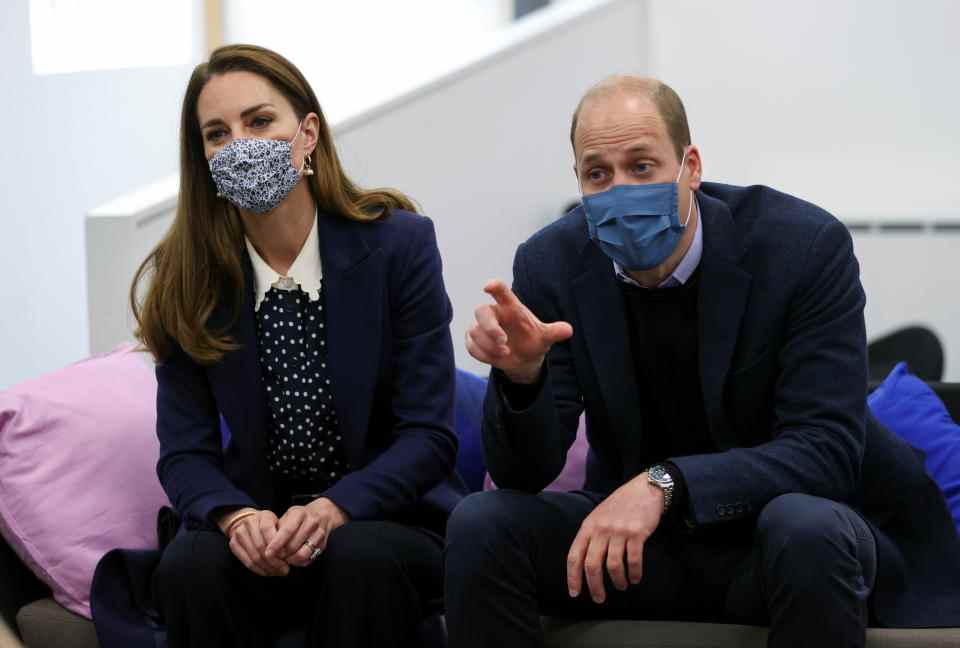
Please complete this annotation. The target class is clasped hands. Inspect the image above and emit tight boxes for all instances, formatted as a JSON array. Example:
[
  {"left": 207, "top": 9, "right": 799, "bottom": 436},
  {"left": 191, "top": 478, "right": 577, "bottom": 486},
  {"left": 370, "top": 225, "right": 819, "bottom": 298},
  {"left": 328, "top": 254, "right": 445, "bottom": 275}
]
[
  {"left": 218, "top": 497, "right": 348, "bottom": 577},
  {"left": 468, "top": 279, "right": 666, "bottom": 604}
]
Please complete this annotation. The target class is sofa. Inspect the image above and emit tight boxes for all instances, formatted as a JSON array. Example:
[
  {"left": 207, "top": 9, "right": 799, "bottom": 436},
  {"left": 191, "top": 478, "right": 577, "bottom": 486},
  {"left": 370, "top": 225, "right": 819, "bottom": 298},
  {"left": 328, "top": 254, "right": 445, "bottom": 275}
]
[{"left": 1, "top": 369, "right": 959, "bottom": 647}]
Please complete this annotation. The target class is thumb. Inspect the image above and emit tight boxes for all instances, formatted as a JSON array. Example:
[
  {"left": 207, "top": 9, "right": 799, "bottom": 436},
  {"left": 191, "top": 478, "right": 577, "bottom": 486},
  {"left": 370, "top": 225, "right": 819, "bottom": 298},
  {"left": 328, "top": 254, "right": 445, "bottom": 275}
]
[{"left": 542, "top": 321, "right": 573, "bottom": 344}]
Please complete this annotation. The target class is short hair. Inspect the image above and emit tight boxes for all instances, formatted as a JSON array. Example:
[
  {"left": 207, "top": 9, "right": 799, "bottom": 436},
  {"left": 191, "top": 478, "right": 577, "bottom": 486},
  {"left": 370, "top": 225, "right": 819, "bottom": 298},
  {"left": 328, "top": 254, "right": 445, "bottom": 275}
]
[{"left": 570, "top": 76, "right": 691, "bottom": 161}]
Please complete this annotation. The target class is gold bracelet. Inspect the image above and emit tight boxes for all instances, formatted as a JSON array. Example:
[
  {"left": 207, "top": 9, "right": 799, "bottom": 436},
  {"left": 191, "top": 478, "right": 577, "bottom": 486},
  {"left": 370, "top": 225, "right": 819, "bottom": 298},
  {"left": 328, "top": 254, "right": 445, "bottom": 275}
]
[{"left": 223, "top": 509, "right": 258, "bottom": 536}]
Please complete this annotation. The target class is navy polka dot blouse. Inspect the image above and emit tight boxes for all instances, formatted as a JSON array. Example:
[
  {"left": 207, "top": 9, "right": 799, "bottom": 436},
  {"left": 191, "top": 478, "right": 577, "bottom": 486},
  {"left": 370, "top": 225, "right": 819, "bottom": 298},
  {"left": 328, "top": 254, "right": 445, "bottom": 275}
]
[{"left": 255, "top": 281, "right": 348, "bottom": 487}]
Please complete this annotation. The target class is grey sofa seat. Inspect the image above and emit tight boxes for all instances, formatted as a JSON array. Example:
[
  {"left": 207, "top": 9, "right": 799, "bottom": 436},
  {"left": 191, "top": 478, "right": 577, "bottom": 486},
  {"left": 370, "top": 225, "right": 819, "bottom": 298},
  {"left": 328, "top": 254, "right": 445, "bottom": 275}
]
[
  {"left": 11, "top": 600, "right": 960, "bottom": 648},
  {"left": 544, "top": 618, "right": 960, "bottom": 648},
  {"left": 16, "top": 599, "right": 98, "bottom": 648},
  {"left": 3, "top": 383, "right": 959, "bottom": 647}
]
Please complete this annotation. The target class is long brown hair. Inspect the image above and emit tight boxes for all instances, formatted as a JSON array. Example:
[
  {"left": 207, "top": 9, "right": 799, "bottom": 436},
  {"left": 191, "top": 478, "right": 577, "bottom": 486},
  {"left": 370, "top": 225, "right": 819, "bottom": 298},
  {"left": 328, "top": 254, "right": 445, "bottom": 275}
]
[{"left": 131, "top": 44, "right": 416, "bottom": 365}]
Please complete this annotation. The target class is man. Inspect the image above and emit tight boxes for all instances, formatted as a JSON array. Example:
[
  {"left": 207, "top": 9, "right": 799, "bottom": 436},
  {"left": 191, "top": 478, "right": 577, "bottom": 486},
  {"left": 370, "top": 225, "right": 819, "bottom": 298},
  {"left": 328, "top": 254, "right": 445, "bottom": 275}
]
[{"left": 445, "top": 76, "right": 960, "bottom": 648}]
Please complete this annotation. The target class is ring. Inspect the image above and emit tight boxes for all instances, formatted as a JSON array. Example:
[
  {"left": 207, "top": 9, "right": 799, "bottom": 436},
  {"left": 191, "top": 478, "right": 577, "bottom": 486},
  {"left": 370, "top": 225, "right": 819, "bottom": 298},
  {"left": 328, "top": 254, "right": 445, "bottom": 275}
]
[{"left": 303, "top": 539, "right": 322, "bottom": 561}]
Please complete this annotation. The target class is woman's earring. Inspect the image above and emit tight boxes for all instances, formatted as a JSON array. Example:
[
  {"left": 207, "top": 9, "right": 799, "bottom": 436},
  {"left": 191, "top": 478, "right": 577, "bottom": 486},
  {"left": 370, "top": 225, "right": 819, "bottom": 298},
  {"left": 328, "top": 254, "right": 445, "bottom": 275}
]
[{"left": 302, "top": 154, "right": 314, "bottom": 176}]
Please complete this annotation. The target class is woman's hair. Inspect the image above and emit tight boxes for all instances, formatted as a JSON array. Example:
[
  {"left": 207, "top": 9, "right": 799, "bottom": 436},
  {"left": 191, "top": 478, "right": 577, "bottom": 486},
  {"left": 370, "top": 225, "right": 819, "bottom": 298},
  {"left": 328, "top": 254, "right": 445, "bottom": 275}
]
[{"left": 131, "top": 44, "right": 416, "bottom": 365}]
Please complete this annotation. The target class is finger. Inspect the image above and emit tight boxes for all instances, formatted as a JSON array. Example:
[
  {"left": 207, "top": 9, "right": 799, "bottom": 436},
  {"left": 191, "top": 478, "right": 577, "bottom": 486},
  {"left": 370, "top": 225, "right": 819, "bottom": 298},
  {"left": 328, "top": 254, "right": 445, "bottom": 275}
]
[
  {"left": 261, "top": 519, "right": 279, "bottom": 548},
  {"left": 474, "top": 305, "right": 508, "bottom": 344},
  {"left": 483, "top": 280, "right": 522, "bottom": 309},
  {"left": 626, "top": 536, "right": 645, "bottom": 584},
  {"left": 542, "top": 321, "right": 574, "bottom": 344},
  {"left": 288, "top": 528, "right": 327, "bottom": 567},
  {"left": 247, "top": 522, "right": 288, "bottom": 574},
  {"left": 583, "top": 534, "right": 609, "bottom": 604},
  {"left": 266, "top": 508, "right": 303, "bottom": 558},
  {"left": 465, "top": 332, "right": 499, "bottom": 365},
  {"left": 468, "top": 327, "right": 509, "bottom": 358},
  {"left": 233, "top": 527, "right": 280, "bottom": 576},
  {"left": 566, "top": 531, "right": 589, "bottom": 597},
  {"left": 606, "top": 534, "right": 628, "bottom": 591},
  {"left": 229, "top": 536, "right": 268, "bottom": 577},
  {"left": 283, "top": 515, "right": 319, "bottom": 559}
]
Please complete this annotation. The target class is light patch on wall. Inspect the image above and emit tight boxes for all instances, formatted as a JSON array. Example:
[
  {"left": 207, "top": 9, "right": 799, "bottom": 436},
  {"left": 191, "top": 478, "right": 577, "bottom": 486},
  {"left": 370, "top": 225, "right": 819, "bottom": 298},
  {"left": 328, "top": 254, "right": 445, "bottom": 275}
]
[{"left": 29, "top": 0, "right": 192, "bottom": 75}]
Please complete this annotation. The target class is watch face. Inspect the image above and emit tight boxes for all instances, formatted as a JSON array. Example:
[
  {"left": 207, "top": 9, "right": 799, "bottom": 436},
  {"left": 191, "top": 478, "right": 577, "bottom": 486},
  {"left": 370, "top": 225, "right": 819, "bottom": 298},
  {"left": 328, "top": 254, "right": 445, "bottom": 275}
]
[{"left": 649, "top": 465, "right": 672, "bottom": 487}]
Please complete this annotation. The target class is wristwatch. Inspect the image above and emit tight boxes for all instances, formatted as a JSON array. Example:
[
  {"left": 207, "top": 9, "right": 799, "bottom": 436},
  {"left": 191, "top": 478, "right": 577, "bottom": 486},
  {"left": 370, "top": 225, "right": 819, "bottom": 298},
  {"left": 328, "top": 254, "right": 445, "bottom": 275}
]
[{"left": 646, "top": 464, "right": 674, "bottom": 512}]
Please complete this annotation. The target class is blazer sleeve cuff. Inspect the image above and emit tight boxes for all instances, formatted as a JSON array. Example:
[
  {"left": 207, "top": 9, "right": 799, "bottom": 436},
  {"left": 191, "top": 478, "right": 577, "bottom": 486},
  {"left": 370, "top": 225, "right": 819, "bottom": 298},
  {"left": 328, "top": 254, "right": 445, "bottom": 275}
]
[
  {"left": 193, "top": 490, "right": 259, "bottom": 529},
  {"left": 321, "top": 480, "right": 381, "bottom": 521}
]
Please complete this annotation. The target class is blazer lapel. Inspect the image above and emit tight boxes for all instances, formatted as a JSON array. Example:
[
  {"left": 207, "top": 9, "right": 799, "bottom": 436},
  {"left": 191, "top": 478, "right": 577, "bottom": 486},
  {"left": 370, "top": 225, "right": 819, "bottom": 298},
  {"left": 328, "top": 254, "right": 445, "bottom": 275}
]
[
  {"left": 571, "top": 235, "right": 644, "bottom": 465},
  {"left": 207, "top": 255, "right": 269, "bottom": 473},
  {"left": 696, "top": 192, "right": 752, "bottom": 449},
  {"left": 316, "top": 212, "right": 383, "bottom": 465}
]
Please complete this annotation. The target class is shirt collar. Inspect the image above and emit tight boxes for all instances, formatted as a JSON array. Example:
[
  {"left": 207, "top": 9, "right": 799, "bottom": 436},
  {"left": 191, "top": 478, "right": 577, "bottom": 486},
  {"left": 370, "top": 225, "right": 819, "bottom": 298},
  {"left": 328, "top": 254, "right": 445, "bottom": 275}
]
[
  {"left": 614, "top": 197, "right": 703, "bottom": 289},
  {"left": 245, "top": 211, "right": 323, "bottom": 311}
]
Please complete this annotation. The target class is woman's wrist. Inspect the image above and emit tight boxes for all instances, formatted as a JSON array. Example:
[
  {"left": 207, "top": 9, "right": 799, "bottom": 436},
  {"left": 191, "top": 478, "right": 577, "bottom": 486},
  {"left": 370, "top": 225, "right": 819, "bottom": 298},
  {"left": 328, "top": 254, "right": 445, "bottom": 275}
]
[{"left": 219, "top": 507, "right": 258, "bottom": 536}]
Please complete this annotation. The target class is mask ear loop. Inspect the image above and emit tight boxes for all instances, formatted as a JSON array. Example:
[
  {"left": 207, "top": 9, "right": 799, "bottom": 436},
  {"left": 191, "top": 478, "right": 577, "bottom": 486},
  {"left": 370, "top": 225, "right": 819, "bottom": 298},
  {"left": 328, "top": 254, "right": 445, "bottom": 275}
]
[
  {"left": 676, "top": 148, "right": 694, "bottom": 227},
  {"left": 291, "top": 120, "right": 311, "bottom": 175}
]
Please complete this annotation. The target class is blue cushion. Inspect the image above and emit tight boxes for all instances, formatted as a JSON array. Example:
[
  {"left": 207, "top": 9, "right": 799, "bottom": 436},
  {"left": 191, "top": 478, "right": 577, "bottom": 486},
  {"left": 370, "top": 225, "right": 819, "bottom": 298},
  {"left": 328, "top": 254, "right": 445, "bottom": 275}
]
[
  {"left": 454, "top": 369, "right": 489, "bottom": 493},
  {"left": 868, "top": 362, "right": 960, "bottom": 531}
]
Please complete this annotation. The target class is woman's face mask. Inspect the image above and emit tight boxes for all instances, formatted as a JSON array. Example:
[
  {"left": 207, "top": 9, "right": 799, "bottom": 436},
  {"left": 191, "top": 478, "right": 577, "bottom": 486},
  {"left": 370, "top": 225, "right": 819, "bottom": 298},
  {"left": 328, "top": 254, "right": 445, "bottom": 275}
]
[{"left": 208, "top": 121, "right": 306, "bottom": 214}]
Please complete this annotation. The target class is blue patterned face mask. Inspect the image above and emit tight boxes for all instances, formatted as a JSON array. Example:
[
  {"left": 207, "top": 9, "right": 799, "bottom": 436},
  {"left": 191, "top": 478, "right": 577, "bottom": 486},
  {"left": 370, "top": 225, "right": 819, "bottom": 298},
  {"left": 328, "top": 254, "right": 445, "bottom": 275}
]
[
  {"left": 582, "top": 149, "right": 693, "bottom": 271},
  {"left": 209, "top": 122, "right": 307, "bottom": 214}
]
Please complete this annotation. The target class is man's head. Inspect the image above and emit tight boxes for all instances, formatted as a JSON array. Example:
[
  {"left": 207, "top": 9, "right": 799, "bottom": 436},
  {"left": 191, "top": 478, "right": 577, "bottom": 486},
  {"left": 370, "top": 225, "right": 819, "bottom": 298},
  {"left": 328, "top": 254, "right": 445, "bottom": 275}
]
[
  {"left": 571, "top": 75, "right": 699, "bottom": 194},
  {"left": 571, "top": 76, "right": 703, "bottom": 285}
]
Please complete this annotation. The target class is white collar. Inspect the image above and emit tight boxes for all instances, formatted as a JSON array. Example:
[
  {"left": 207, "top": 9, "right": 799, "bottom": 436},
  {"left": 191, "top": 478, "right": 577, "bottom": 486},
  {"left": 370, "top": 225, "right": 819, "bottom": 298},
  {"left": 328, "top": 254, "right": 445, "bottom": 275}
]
[
  {"left": 615, "top": 196, "right": 703, "bottom": 289},
  {"left": 244, "top": 211, "right": 323, "bottom": 311}
]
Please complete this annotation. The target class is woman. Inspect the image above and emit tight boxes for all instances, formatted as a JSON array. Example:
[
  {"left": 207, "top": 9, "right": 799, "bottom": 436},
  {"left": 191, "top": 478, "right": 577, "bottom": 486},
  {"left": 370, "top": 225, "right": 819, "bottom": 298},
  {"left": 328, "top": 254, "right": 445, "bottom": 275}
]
[{"left": 132, "top": 44, "right": 462, "bottom": 648}]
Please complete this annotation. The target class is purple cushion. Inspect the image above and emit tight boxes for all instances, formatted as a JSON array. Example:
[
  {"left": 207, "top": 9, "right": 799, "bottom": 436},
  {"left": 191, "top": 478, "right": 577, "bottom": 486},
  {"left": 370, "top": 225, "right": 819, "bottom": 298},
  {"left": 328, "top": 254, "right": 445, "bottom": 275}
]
[
  {"left": 0, "top": 344, "right": 169, "bottom": 618},
  {"left": 485, "top": 415, "right": 589, "bottom": 492}
]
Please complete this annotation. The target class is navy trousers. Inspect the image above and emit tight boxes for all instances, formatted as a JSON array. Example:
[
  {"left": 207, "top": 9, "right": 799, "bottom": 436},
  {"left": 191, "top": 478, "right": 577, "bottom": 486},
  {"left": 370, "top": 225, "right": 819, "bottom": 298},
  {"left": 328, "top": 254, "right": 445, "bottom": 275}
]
[
  {"left": 153, "top": 520, "right": 443, "bottom": 648},
  {"left": 445, "top": 490, "right": 877, "bottom": 648}
]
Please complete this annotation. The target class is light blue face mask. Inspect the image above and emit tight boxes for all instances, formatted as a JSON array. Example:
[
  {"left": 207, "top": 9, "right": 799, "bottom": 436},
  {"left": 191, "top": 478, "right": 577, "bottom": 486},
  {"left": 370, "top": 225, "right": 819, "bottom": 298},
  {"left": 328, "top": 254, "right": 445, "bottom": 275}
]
[{"left": 581, "top": 150, "right": 693, "bottom": 271}]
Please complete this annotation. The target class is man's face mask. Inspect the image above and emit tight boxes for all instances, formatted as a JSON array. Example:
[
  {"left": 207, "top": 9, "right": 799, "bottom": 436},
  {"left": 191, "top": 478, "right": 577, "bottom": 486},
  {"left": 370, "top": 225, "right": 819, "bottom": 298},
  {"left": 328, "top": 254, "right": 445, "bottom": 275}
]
[
  {"left": 209, "top": 121, "right": 307, "bottom": 214},
  {"left": 581, "top": 149, "right": 693, "bottom": 271}
]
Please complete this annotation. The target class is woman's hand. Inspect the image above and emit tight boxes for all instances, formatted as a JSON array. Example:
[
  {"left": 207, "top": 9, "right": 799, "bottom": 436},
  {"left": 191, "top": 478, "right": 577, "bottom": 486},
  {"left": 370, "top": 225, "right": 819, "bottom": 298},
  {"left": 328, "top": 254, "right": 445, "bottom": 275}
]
[
  {"left": 220, "top": 508, "right": 290, "bottom": 577},
  {"left": 265, "top": 498, "right": 350, "bottom": 567}
]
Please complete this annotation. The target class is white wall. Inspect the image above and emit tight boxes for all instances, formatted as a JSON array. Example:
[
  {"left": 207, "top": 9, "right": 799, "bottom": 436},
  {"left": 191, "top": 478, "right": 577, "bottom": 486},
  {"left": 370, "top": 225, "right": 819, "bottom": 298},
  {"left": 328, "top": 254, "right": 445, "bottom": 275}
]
[
  {"left": 647, "top": 0, "right": 960, "bottom": 378},
  {"left": 83, "top": 0, "right": 647, "bottom": 377},
  {"left": 646, "top": 0, "right": 960, "bottom": 222},
  {"left": 224, "top": 0, "right": 515, "bottom": 125},
  {"left": 310, "top": 0, "right": 647, "bottom": 374},
  {"left": 0, "top": 1, "right": 205, "bottom": 389}
]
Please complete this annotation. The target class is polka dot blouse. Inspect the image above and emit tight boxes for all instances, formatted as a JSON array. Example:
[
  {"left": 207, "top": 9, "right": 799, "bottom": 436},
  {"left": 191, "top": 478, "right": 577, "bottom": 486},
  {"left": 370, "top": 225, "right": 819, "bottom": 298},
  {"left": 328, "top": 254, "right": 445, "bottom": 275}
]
[{"left": 255, "top": 281, "right": 349, "bottom": 487}]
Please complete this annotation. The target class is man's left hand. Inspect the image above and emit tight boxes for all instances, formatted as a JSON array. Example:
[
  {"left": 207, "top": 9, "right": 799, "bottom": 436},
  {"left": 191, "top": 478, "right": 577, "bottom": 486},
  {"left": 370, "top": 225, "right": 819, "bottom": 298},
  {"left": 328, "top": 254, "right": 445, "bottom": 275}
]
[
  {"left": 567, "top": 473, "right": 665, "bottom": 603},
  {"left": 264, "top": 497, "right": 350, "bottom": 567}
]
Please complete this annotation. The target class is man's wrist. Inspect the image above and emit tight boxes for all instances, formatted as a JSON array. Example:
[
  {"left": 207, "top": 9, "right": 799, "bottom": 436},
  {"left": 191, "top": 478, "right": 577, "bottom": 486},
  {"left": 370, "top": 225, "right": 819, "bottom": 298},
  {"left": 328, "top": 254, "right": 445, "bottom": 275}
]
[
  {"left": 646, "top": 464, "right": 675, "bottom": 513},
  {"left": 503, "top": 359, "right": 545, "bottom": 385}
]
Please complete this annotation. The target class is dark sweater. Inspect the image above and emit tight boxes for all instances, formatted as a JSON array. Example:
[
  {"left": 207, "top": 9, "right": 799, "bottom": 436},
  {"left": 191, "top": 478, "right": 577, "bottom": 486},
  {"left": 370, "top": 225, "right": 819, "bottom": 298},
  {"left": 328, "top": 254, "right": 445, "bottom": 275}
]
[{"left": 618, "top": 270, "right": 714, "bottom": 511}]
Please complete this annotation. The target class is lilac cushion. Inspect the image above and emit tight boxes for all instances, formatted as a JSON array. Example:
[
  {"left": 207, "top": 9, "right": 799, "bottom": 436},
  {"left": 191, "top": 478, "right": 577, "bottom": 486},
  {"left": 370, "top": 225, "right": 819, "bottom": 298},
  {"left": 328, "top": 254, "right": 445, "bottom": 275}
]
[
  {"left": 485, "top": 415, "right": 589, "bottom": 492},
  {"left": 0, "top": 344, "right": 169, "bottom": 618}
]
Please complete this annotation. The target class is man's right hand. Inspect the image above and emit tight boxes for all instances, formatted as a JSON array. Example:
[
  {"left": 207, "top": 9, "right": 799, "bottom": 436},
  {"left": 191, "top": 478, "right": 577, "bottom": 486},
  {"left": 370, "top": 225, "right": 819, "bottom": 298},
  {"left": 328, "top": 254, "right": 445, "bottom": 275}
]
[{"left": 466, "top": 280, "right": 573, "bottom": 384}]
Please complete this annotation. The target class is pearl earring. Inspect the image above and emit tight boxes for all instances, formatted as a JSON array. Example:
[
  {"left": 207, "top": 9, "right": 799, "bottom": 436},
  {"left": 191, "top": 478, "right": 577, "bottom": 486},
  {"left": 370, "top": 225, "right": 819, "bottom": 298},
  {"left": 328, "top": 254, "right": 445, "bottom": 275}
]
[{"left": 303, "top": 155, "right": 314, "bottom": 176}]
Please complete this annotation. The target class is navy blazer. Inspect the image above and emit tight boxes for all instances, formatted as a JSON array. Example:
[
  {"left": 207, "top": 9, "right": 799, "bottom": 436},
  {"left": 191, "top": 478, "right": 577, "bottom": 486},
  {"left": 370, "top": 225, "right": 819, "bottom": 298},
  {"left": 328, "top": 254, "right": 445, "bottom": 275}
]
[
  {"left": 91, "top": 209, "right": 464, "bottom": 648},
  {"left": 483, "top": 183, "right": 960, "bottom": 627},
  {"left": 156, "top": 208, "right": 465, "bottom": 528}
]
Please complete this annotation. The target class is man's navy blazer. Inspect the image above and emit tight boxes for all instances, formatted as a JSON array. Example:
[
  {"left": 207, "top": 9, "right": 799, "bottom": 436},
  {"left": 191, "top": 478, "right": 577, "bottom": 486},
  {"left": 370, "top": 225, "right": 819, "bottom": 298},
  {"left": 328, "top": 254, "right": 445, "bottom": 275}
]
[
  {"left": 157, "top": 208, "right": 465, "bottom": 527},
  {"left": 483, "top": 182, "right": 960, "bottom": 628}
]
